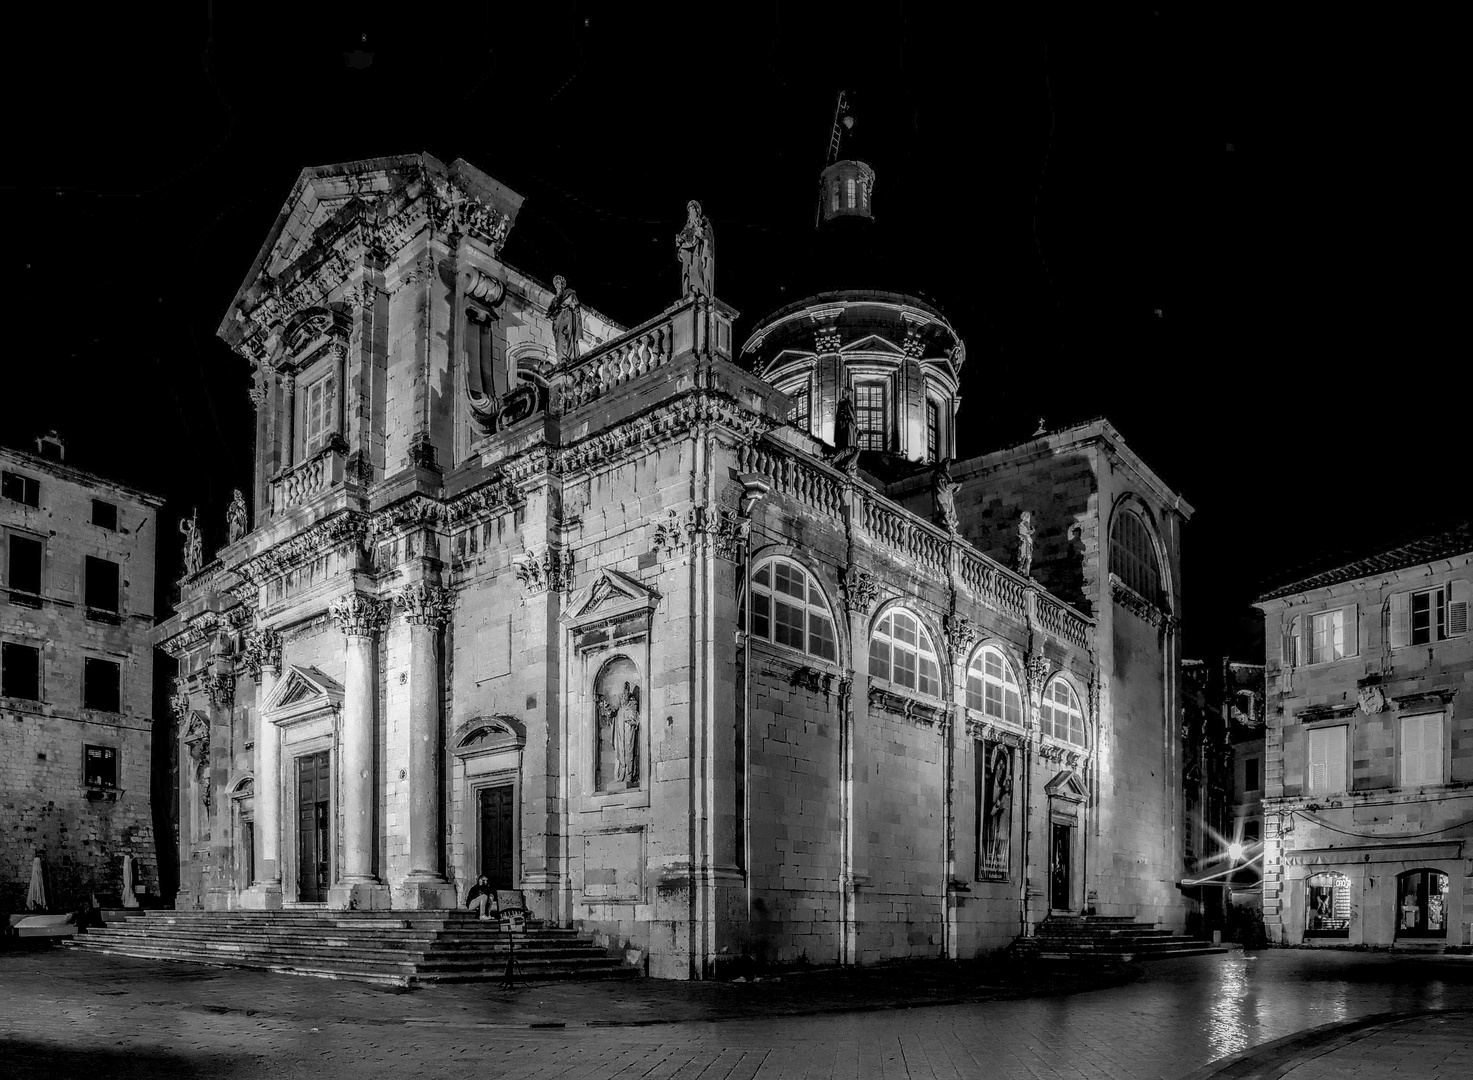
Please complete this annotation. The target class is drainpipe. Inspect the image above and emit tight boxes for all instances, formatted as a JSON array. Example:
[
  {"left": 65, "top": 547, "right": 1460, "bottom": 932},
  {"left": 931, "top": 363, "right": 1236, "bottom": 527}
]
[
  {"left": 736, "top": 473, "right": 770, "bottom": 932},
  {"left": 1020, "top": 735, "right": 1033, "bottom": 937}
]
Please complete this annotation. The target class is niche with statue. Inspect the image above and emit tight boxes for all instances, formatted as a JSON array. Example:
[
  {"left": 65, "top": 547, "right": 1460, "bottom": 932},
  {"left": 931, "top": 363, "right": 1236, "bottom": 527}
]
[{"left": 594, "top": 656, "right": 642, "bottom": 792}]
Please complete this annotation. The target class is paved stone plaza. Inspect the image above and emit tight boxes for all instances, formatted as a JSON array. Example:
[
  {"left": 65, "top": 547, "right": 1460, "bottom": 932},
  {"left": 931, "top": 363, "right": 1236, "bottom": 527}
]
[{"left": 4, "top": 949, "right": 1473, "bottom": 1078}]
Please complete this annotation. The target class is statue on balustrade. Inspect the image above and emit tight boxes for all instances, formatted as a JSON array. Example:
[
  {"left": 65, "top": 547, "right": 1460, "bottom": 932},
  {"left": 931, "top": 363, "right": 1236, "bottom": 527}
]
[
  {"left": 676, "top": 200, "right": 715, "bottom": 299},
  {"left": 547, "top": 275, "right": 582, "bottom": 366},
  {"left": 179, "top": 510, "right": 203, "bottom": 578},
  {"left": 1016, "top": 510, "right": 1035, "bottom": 577},
  {"left": 226, "top": 489, "right": 248, "bottom": 544}
]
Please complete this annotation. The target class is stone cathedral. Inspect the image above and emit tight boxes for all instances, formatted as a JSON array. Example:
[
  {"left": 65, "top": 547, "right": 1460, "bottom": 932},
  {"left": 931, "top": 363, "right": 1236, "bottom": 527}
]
[{"left": 157, "top": 147, "right": 1193, "bottom": 978}]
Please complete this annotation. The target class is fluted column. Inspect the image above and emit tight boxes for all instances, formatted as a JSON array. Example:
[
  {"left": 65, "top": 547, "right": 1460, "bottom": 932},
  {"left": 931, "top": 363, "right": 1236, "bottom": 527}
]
[
  {"left": 241, "top": 627, "right": 284, "bottom": 910},
  {"left": 393, "top": 583, "right": 458, "bottom": 909},
  {"left": 328, "top": 593, "right": 390, "bottom": 910}
]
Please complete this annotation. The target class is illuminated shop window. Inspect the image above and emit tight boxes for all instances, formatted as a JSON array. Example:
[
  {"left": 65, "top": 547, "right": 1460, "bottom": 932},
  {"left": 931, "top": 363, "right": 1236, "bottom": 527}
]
[
  {"left": 1305, "top": 872, "right": 1351, "bottom": 937},
  {"left": 1395, "top": 868, "right": 1449, "bottom": 938}
]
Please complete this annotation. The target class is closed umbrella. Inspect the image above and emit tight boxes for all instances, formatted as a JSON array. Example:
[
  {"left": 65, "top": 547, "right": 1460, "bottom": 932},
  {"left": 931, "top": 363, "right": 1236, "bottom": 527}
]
[
  {"left": 26, "top": 856, "right": 46, "bottom": 911},
  {"left": 122, "top": 854, "right": 139, "bottom": 908}
]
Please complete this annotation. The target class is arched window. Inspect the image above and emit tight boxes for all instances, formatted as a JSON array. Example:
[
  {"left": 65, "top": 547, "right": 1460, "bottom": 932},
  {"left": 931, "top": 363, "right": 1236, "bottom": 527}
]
[
  {"left": 1110, "top": 507, "right": 1162, "bottom": 605},
  {"left": 1395, "top": 868, "right": 1449, "bottom": 938},
  {"left": 869, "top": 608, "right": 942, "bottom": 697},
  {"left": 1040, "top": 677, "right": 1085, "bottom": 746},
  {"left": 966, "top": 646, "right": 1022, "bottom": 725},
  {"left": 846, "top": 177, "right": 856, "bottom": 208},
  {"left": 749, "top": 558, "right": 838, "bottom": 663},
  {"left": 1305, "top": 872, "right": 1351, "bottom": 936}
]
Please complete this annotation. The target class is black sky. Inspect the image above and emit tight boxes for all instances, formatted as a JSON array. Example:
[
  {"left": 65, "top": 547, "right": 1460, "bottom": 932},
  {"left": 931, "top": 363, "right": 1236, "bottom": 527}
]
[{"left": 2, "top": 4, "right": 1462, "bottom": 664}]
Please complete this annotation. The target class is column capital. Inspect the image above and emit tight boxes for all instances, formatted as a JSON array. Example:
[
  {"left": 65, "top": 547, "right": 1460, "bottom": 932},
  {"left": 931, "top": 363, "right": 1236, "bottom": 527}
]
[
  {"left": 240, "top": 627, "right": 283, "bottom": 681},
  {"left": 395, "top": 582, "right": 451, "bottom": 627},
  {"left": 330, "top": 593, "right": 387, "bottom": 638}
]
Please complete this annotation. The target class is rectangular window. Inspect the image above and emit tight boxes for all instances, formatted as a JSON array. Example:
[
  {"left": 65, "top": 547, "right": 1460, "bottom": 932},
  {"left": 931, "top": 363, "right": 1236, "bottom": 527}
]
[
  {"left": 1, "top": 641, "right": 41, "bottom": 700},
  {"left": 1, "top": 470, "right": 40, "bottom": 507},
  {"left": 85, "top": 556, "right": 120, "bottom": 614},
  {"left": 84, "top": 744, "right": 117, "bottom": 789},
  {"left": 7, "top": 534, "right": 43, "bottom": 600},
  {"left": 1243, "top": 818, "right": 1261, "bottom": 843},
  {"left": 1308, "top": 607, "right": 1355, "bottom": 664},
  {"left": 91, "top": 499, "right": 118, "bottom": 531},
  {"left": 1400, "top": 713, "right": 1443, "bottom": 787},
  {"left": 786, "top": 383, "right": 811, "bottom": 431},
  {"left": 301, "top": 371, "right": 339, "bottom": 457},
  {"left": 1244, "top": 756, "right": 1261, "bottom": 792},
  {"left": 83, "top": 657, "right": 121, "bottom": 713},
  {"left": 927, "top": 399, "right": 941, "bottom": 461},
  {"left": 854, "top": 382, "right": 886, "bottom": 451},
  {"left": 1392, "top": 584, "right": 1469, "bottom": 647},
  {"left": 1411, "top": 587, "right": 1446, "bottom": 645},
  {"left": 1307, "top": 725, "right": 1347, "bottom": 794},
  {"left": 845, "top": 177, "right": 856, "bottom": 208}
]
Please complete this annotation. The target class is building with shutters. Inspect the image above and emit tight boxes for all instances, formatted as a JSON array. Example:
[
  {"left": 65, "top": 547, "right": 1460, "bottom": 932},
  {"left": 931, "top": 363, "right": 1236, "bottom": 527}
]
[
  {"left": 0, "top": 436, "right": 164, "bottom": 913},
  {"left": 153, "top": 148, "right": 1198, "bottom": 977},
  {"left": 1255, "top": 523, "right": 1473, "bottom": 947}
]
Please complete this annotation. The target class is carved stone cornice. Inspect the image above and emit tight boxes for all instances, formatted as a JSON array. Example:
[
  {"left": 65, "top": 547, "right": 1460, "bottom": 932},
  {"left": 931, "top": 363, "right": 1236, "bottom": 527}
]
[
  {"left": 236, "top": 513, "right": 370, "bottom": 588},
  {"left": 866, "top": 684, "right": 946, "bottom": 727},
  {"left": 964, "top": 718, "right": 1025, "bottom": 747},
  {"left": 329, "top": 593, "right": 388, "bottom": 638},
  {"left": 789, "top": 665, "right": 836, "bottom": 699},
  {"left": 1110, "top": 573, "right": 1166, "bottom": 628},
  {"left": 240, "top": 627, "right": 283, "bottom": 681},
  {"left": 515, "top": 544, "right": 572, "bottom": 596},
  {"left": 372, "top": 494, "right": 444, "bottom": 539},
  {"left": 396, "top": 582, "right": 452, "bottom": 627},
  {"left": 446, "top": 479, "right": 517, "bottom": 525},
  {"left": 841, "top": 565, "right": 880, "bottom": 615}
]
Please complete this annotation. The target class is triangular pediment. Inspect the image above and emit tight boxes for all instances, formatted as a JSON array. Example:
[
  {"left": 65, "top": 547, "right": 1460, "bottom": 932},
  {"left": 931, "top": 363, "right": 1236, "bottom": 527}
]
[
  {"left": 261, "top": 665, "right": 344, "bottom": 716},
  {"left": 562, "top": 568, "right": 659, "bottom": 627},
  {"left": 841, "top": 333, "right": 906, "bottom": 357},
  {"left": 183, "top": 711, "right": 210, "bottom": 744},
  {"left": 1045, "top": 769, "right": 1088, "bottom": 803}
]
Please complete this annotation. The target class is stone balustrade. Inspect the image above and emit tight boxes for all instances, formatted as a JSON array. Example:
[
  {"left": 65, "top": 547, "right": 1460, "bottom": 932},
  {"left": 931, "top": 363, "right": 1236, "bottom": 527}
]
[{"left": 270, "top": 443, "right": 346, "bottom": 516}]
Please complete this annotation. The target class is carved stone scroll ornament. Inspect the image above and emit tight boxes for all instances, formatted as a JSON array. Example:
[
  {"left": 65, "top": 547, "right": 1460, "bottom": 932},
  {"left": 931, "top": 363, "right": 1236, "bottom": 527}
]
[
  {"left": 712, "top": 510, "right": 750, "bottom": 562},
  {"left": 841, "top": 565, "right": 880, "bottom": 615},
  {"left": 240, "top": 628, "right": 283, "bottom": 682},
  {"left": 515, "top": 545, "right": 572, "bottom": 596},
  {"left": 397, "top": 582, "right": 452, "bottom": 628},
  {"left": 1025, "top": 653, "right": 1050, "bottom": 710},
  {"left": 329, "top": 593, "right": 388, "bottom": 638},
  {"left": 944, "top": 612, "right": 977, "bottom": 658},
  {"left": 651, "top": 510, "right": 688, "bottom": 560}
]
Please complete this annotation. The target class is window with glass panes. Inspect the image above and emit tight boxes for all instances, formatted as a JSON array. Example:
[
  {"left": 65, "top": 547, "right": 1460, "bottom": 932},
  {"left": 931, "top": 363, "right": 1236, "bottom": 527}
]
[
  {"left": 786, "top": 382, "right": 811, "bottom": 431},
  {"left": 1040, "top": 677, "right": 1085, "bottom": 745},
  {"left": 301, "top": 371, "right": 338, "bottom": 457},
  {"left": 927, "top": 399, "right": 941, "bottom": 461},
  {"left": 1109, "top": 509, "right": 1161, "bottom": 604},
  {"left": 868, "top": 609, "right": 942, "bottom": 696},
  {"left": 1411, "top": 587, "right": 1446, "bottom": 645},
  {"left": 1309, "top": 608, "right": 1351, "bottom": 664},
  {"left": 748, "top": 558, "right": 837, "bottom": 662},
  {"left": 854, "top": 382, "right": 886, "bottom": 451},
  {"left": 966, "top": 646, "right": 1022, "bottom": 724}
]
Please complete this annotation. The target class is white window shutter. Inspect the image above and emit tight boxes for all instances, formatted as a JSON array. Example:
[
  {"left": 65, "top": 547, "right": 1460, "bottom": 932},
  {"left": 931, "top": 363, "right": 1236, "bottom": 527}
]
[
  {"left": 1327, "top": 726, "right": 1346, "bottom": 792},
  {"left": 1389, "top": 591, "right": 1411, "bottom": 648},
  {"left": 1342, "top": 604, "right": 1358, "bottom": 658},
  {"left": 1449, "top": 580, "right": 1470, "bottom": 637},
  {"left": 1308, "top": 729, "right": 1327, "bottom": 792},
  {"left": 1422, "top": 715, "right": 1443, "bottom": 786},
  {"left": 1287, "top": 616, "right": 1301, "bottom": 667},
  {"left": 1402, "top": 715, "right": 1422, "bottom": 785}
]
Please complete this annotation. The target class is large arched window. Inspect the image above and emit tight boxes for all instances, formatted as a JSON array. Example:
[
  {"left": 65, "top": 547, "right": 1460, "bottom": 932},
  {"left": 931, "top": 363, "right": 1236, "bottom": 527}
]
[
  {"left": 966, "top": 646, "right": 1022, "bottom": 725},
  {"left": 869, "top": 608, "right": 942, "bottom": 697},
  {"left": 749, "top": 557, "right": 838, "bottom": 663},
  {"left": 1305, "top": 872, "right": 1351, "bottom": 937},
  {"left": 1110, "top": 507, "right": 1163, "bottom": 605},
  {"left": 1040, "top": 677, "right": 1085, "bottom": 746},
  {"left": 1395, "top": 868, "right": 1449, "bottom": 938}
]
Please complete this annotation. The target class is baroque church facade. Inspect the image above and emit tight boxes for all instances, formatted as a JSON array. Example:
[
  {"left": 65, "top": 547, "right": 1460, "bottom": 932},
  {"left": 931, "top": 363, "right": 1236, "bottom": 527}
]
[{"left": 156, "top": 150, "right": 1194, "bottom": 977}]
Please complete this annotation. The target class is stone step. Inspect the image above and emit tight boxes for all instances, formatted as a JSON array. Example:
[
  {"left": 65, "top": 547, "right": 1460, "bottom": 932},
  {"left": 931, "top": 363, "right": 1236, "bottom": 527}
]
[
  {"left": 74, "top": 933, "right": 604, "bottom": 964},
  {"left": 88, "top": 924, "right": 577, "bottom": 946}
]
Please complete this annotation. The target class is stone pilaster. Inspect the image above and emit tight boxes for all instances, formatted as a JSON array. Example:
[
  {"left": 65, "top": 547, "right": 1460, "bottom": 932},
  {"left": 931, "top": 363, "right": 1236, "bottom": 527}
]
[
  {"left": 327, "top": 594, "right": 390, "bottom": 910},
  {"left": 240, "top": 628, "right": 283, "bottom": 910},
  {"left": 392, "top": 583, "right": 458, "bottom": 909}
]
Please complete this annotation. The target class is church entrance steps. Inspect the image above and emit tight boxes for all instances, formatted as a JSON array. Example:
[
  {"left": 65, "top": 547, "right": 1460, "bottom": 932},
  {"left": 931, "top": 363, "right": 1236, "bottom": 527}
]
[
  {"left": 68, "top": 909, "right": 637, "bottom": 986},
  {"left": 1009, "top": 914, "right": 1229, "bottom": 963}
]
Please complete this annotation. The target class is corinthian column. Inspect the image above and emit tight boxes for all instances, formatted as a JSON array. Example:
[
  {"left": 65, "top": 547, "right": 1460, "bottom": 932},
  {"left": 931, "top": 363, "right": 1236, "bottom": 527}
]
[
  {"left": 393, "top": 582, "right": 458, "bottom": 909},
  {"left": 241, "top": 627, "right": 284, "bottom": 910},
  {"left": 327, "top": 593, "right": 390, "bottom": 910}
]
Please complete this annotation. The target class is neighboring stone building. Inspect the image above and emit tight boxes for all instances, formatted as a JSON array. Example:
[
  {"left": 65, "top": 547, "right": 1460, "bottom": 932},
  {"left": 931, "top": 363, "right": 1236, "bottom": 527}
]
[
  {"left": 154, "top": 149, "right": 1196, "bottom": 978},
  {"left": 1255, "top": 523, "right": 1472, "bottom": 947},
  {"left": 1, "top": 435, "right": 163, "bottom": 912}
]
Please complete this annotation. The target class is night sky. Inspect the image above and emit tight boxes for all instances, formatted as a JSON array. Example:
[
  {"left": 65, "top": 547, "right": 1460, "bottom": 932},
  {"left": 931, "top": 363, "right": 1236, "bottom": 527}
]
[{"left": 2, "top": 5, "right": 1461, "bottom": 665}]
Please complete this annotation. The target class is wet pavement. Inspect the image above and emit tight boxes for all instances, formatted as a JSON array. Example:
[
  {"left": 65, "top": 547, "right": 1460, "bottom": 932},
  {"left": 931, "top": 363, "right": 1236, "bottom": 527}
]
[{"left": 4, "top": 945, "right": 1473, "bottom": 1077}]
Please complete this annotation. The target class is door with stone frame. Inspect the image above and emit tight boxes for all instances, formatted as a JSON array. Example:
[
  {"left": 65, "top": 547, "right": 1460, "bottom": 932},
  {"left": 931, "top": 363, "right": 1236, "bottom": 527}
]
[
  {"left": 1050, "top": 821, "right": 1074, "bottom": 912},
  {"left": 296, "top": 751, "right": 331, "bottom": 903},
  {"left": 478, "top": 783, "right": 516, "bottom": 891}
]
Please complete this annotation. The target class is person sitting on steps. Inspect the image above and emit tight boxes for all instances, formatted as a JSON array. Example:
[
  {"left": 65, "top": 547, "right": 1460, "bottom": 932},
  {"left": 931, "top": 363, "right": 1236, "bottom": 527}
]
[{"left": 466, "top": 875, "right": 495, "bottom": 921}]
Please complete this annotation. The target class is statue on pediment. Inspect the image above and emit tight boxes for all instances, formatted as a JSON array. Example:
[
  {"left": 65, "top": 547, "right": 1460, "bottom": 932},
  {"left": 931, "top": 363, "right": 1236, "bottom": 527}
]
[
  {"left": 547, "top": 275, "right": 582, "bottom": 366},
  {"left": 226, "top": 490, "right": 248, "bottom": 544},
  {"left": 676, "top": 200, "right": 715, "bottom": 299},
  {"left": 179, "top": 510, "right": 203, "bottom": 578}
]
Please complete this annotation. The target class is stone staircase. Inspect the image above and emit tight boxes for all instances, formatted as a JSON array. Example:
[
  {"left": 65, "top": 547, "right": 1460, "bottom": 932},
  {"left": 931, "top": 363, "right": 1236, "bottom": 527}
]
[
  {"left": 1009, "top": 914, "right": 1228, "bottom": 963},
  {"left": 67, "top": 908, "right": 637, "bottom": 986}
]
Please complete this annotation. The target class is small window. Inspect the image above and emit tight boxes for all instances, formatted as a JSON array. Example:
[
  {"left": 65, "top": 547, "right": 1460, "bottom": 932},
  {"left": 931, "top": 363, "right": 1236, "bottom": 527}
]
[
  {"left": 83, "top": 657, "right": 121, "bottom": 713},
  {"left": 927, "top": 399, "right": 941, "bottom": 462},
  {"left": 846, "top": 177, "right": 856, "bottom": 208},
  {"left": 1306, "top": 725, "right": 1347, "bottom": 794},
  {"left": 786, "top": 383, "right": 812, "bottom": 432},
  {"left": 747, "top": 558, "right": 837, "bottom": 663},
  {"left": 7, "top": 534, "right": 43, "bottom": 600},
  {"left": 965, "top": 646, "right": 1022, "bottom": 726},
  {"left": 85, "top": 556, "right": 120, "bottom": 614},
  {"left": 1, "top": 641, "right": 41, "bottom": 700},
  {"left": 84, "top": 744, "right": 117, "bottom": 789},
  {"left": 857, "top": 179, "right": 868, "bottom": 208},
  {"left": 301, "top": 369, "right": 339, "bottom": 458},
  {"left": 1305, "top": 872, "right": 1351, "bottom": 936},
  {"left": 1, "top": 470, "right": 40, "bottom": 508},
  {"left": 1400, "top": 713, "right": 1443, "bottom": 787},
  {"left": 1040, "top": 677, "right": 1086, "bottom": 746},
  {"left": 868, "top": 608, "right": 942, "bottom": 697},
  {"left": 1391, "top": 583, "right": 1469, "bottom": 647},
  {"left": 854, "top": 381, "right": 887, "bottom": 451},
  {"left": 91, "top": 499, "right": 118, "bottom": 531},
  {"left": 1244, "top": 756, "right": 1261, "bottom": 792},
  {"left": 1109, "top": 508, "right": 1162, "bottom": 606},
  {"left": 1306, "top": 606, "right": 1356, "bottom": 664}
]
